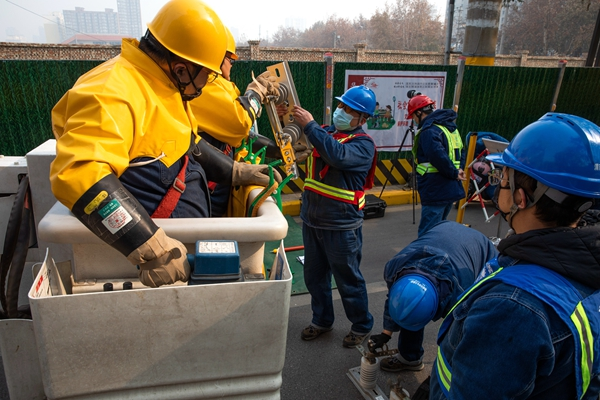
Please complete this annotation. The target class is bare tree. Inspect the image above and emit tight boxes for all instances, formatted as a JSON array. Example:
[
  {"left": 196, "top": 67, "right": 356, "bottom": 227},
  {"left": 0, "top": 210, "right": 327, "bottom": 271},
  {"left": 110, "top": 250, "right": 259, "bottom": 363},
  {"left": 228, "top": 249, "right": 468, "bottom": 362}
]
[
  {"left": 367, "top": 0, "right": 444, "bottom": 50},
  {"left": 270, "top": 26, "right": 303, "bottom": 47},
  {"left": 253, "top": 0, "right": 443, "bottom": 51},
  {"left": 368, "top": 8, "right": 397, "bottom": 50},
  {"left": 300, "top": 16, "right": 361, "bottom": 49},
  {"left": 392, "top": 0, "right": 444, "bottom": 51},
  {"left": 501, "top": 0, "right": 598, "bottom": 56}
]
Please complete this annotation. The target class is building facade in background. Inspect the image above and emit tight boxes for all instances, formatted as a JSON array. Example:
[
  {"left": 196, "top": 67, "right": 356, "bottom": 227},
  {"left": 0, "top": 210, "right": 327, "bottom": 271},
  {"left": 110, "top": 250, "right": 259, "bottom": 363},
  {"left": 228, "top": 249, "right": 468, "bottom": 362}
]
[
  {"left": 40, "top": 0, "right": 142, "bottom": 45},
  {"left": 117, "top": 0, "right": 143, "bottom": 39},
  {"left": 62, "top": 7, "right": 119, "bottom": 42}
]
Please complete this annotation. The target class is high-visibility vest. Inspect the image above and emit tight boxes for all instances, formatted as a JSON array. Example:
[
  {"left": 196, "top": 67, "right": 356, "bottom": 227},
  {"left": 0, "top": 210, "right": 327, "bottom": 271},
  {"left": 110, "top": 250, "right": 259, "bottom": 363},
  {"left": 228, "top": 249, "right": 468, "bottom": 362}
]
[
  {"left": 412, "top": 124, "right": 463, "bottom": 176},
  {"left": 436, "top": 263, "right": 600, "bottom": 399},
  {"left": 304, "top": 133, "right": 375, "bottom": 210}
]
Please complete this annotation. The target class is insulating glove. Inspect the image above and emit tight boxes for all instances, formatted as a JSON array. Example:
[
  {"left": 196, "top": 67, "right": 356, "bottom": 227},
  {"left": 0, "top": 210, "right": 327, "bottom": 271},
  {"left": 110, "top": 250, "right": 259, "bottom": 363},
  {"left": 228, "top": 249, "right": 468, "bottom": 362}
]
[
  {"left": 232, "top": 162, "right": 282, "bottom": 187},
  {"left": 245, "top": 71, "right": 280, "bottom": 103},
  {"left": 293, "top": 143, "right": 311, "bottom": 163},
  {"left": 367, "top": 332, "right": 392, "bottom": 353},
  {"left": 127, "top": 228, "right": 190, "bottom": 288}
]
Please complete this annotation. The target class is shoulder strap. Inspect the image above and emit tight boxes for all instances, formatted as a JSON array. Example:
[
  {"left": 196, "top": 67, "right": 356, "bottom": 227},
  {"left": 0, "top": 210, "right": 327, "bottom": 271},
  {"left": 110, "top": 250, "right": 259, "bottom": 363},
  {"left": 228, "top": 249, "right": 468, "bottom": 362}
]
[{"left": 151, "top": 155, "right": 188, "bottom": 218}]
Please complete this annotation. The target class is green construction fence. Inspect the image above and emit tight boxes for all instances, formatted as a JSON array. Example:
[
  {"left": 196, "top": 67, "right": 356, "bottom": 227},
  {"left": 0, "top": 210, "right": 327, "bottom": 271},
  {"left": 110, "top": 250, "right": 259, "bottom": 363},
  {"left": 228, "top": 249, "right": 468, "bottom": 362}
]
[{"left": 1, "top": 59, "right": 599, "bottom": 157}]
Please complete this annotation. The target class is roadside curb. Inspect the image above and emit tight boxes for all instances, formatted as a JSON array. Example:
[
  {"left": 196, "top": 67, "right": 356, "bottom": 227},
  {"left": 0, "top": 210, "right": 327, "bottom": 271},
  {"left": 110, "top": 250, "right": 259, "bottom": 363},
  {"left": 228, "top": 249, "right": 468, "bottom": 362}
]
[{"left": 281, "top": 186, "right": 420, "bottom": 216}]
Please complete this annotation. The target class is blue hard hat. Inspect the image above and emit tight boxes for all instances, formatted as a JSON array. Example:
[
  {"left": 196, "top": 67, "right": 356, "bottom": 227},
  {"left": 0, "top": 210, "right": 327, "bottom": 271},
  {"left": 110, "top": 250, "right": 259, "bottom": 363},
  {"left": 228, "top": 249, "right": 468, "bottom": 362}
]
[
  {"left": 486, "top": 113, "right": 600, "bottom": 199},
  {"left": 389, "top": 273, "right": 439, "bottom": 331},
  {"left": 335, "top": 85, "right": 377, "bottom": 117}
]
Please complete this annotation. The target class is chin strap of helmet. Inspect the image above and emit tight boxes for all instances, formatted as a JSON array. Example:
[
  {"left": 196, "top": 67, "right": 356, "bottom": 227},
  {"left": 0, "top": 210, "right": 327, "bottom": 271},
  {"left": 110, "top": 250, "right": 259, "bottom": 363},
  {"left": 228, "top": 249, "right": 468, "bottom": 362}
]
[
  {"left": 166, "top": 53, "right": 203, "bottom": 101},
  {"left": 503, "top": 168, "right": 593, "bottom": 229},
  {"left": 505, "top": 168, "right": 541, "bottom": 228}
]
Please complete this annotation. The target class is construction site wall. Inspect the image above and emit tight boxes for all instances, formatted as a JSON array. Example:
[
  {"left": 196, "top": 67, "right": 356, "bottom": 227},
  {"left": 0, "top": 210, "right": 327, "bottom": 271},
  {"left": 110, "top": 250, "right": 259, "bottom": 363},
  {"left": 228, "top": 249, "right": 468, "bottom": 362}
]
[
  {"left": 0, "top": 41, "right": 587, "bottom": 68},
  {"left": 1, "top": 42, "right": 598, "bottom": 174}
]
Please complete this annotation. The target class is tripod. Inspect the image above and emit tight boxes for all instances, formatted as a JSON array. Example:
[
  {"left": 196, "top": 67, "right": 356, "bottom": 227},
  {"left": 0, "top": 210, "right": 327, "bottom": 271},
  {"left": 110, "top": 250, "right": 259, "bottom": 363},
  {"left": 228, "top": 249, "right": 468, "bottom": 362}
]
[{"left": 379, "top": 121, "right": 418, "bottom": 224}]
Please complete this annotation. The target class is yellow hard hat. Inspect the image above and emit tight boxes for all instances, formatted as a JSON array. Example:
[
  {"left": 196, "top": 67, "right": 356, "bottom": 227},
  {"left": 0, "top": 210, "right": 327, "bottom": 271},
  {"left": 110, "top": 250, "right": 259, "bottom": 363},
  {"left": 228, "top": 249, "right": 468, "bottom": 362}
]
[
  {"left": 147, "top": 0, "right": 227, "bottom": 73},
  {"left": 225, "top": 27, "right": 238, "bottom": 60}
]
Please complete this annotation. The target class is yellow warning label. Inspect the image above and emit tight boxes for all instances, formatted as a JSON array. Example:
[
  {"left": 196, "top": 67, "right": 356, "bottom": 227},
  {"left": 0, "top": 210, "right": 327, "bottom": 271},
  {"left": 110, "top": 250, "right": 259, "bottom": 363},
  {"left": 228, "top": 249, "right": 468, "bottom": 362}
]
[{"left": 84, "top": 190, "right": 108, "bottom": 215}]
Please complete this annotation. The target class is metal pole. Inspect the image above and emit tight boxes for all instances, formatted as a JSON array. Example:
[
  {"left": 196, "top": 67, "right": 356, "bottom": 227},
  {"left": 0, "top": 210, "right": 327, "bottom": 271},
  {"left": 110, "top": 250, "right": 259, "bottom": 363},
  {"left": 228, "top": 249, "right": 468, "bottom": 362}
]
[
  {"left": 455, "top": 133, "right": 478, "bottom": 224},
  {"left": 379, "top": 123, "right": 413, "bottom": 198},
  {"left": 323, "top": 52, "right": 333, "bottom": 126},
  {"left": 550, "top": 60, "right": 567, "bottom": 112},
  {"left": 411, "top": 129, "right": 417, "bottom": 224},
  {"left": 586, "top": 9, "right": 600, "bottom": 67},
  {"left": 462, "top": 0, "right": 503, "bottom": 66},
  {"left": 444, "top": 0, "right": 455, "bottom": 65},
  {"left": 453, "top": 56, "right": 466, "bottom": 113}
]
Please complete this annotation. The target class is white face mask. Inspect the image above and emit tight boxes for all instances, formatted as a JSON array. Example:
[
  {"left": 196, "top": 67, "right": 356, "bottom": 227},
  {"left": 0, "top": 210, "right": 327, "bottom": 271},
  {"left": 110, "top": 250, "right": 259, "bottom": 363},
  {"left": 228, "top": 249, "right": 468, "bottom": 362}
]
[{"left": 333, "top": 108, "right": 356, "bottom": 131}]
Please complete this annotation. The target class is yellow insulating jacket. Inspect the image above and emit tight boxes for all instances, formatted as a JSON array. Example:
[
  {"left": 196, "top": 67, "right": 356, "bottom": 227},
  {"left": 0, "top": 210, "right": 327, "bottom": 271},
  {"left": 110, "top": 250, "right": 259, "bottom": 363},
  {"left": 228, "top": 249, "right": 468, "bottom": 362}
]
[
  {"left": 50, "top": 38, "right": 199, "bottom": 210},
  {"left": 189, "top": 75, "right": 252, "bottom": 148}
]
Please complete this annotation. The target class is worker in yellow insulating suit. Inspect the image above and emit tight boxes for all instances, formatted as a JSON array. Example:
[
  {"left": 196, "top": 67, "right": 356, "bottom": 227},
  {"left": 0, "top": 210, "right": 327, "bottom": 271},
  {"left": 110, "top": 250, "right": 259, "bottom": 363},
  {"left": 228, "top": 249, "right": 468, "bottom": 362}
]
[
  {"left": 49, "top": 0, "right": 281, "bottom": 288},
  {"left": 190, "top": 27, "right": 309, "bottom": 216}
]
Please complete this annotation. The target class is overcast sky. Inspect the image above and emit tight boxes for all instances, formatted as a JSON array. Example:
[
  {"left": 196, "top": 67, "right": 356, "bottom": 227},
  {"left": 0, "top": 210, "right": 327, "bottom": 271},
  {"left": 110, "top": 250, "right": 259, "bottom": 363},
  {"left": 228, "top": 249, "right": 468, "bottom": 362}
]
[{"left": 1, "top": 0, "right": 448, "bottom": 43}]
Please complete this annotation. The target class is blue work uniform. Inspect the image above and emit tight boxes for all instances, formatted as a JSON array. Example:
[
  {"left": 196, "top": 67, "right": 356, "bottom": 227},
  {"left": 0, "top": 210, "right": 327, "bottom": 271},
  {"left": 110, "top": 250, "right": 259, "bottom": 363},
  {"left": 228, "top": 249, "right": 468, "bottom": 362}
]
[
  {"left": 413, "top": 109, "right": 465, "bottom": 236},
  {"left": 383, "top": 221, "right": 498, "bottom": 363},
  {"left": 430, "top": 223, "right": 600, "bottom": 399},
  {"left": 300, "top": 120, "right": 376, "bottom": 335}
]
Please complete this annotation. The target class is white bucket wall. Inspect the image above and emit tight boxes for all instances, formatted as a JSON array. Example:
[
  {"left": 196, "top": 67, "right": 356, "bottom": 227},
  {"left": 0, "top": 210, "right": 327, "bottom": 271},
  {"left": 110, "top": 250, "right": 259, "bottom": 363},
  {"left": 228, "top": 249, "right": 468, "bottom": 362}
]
[{"left": 25, "top": 188, "right": 291, "bottom": 399}]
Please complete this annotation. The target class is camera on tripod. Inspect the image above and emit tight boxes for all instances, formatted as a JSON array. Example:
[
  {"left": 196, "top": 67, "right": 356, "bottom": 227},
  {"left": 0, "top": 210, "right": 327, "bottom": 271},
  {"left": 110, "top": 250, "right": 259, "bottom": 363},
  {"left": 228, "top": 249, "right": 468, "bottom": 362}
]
[{"left": 407, "top": 90, "right": 422, "bottom": 99}]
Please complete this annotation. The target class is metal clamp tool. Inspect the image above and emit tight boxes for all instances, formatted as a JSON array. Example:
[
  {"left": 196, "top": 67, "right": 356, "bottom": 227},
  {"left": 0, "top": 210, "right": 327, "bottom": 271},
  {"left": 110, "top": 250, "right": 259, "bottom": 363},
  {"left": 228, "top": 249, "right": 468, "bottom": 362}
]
[{"left": 263, "top": 61, "right": 311, "bottom": 179}]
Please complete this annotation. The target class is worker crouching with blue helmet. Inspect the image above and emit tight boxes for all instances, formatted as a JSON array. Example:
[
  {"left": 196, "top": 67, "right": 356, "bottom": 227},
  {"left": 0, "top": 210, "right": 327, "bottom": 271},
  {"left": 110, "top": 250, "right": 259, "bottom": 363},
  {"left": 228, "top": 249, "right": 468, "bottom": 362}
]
[
  {"left": 429, "top": 113, "right": 600, "bottom": 399},
  {"left": 368, "top": 220, "right": 498, "bottom": 372}
]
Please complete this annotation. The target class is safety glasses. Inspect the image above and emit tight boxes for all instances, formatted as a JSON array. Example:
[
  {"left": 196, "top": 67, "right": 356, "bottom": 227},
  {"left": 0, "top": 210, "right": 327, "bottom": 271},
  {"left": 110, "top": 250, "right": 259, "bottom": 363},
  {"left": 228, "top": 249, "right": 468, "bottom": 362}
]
[{"left": 337, "top": 103, "right": 360, "bottom": 117}]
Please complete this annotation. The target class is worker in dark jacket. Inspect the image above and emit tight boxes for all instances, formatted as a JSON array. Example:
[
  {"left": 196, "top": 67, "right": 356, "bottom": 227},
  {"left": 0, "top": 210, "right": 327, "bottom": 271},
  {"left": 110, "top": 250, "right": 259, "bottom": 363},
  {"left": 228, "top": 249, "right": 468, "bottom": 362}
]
[
  {"left": 368, "top": 221, "right": 498, "bottom": 372},
  {"left": 407, "top": 95, "right": 466, "bottom": 237},
  {"left": 430, "top": 113, "right": 600, "bottom": 399},
  {"left": 292, "top": 86, "right": 378, "bottom": 349}
]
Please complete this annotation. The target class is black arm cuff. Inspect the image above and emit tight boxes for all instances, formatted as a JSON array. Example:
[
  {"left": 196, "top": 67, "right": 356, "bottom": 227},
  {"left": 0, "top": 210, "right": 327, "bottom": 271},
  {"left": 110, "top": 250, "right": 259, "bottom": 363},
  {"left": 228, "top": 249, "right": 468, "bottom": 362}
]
[
  {"left": 252, "top": 134, "right": 281, "bottom": 159},
  {"left": 191, "top": 139, "right": 234, "bottom": 184},
  {"left": 71, "top": 174, "right": 158, "bottom": 257},
  {"left": 237, "top": 91, "right": 262, "bottom": 123}
]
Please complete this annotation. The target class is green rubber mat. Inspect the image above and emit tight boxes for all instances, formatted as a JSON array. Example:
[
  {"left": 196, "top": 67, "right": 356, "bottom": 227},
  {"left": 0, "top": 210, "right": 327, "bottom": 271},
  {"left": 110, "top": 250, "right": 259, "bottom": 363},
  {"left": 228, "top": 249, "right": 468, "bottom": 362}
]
[
  {"left": 264, "top": 215, "right": 336, "bottom": 296},
  {"left": 264, "top": 215, "right": 307, "bottom": 295}
]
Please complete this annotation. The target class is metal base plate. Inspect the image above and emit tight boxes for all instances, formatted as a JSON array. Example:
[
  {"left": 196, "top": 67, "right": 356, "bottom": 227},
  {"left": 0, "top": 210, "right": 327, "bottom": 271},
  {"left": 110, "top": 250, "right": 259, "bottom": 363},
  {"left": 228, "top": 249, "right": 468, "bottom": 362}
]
[{"left": 347, "top": 366, "right": 389, "bottom": 400}]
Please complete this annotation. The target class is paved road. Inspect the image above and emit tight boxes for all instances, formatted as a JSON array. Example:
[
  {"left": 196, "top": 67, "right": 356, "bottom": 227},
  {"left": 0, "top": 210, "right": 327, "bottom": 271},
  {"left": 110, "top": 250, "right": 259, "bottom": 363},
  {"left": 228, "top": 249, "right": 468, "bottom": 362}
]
[
  {"left": 281, "top": 202, "right": 505, "bottom": 399},
  {"left": 0, "top": 202, "right": 505, "bottom": 400}
]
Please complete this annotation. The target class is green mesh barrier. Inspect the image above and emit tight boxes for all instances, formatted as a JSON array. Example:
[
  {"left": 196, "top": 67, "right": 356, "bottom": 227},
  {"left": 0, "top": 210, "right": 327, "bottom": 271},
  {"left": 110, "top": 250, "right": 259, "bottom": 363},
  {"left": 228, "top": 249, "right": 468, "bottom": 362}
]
[
  {"left": 0, "top": 60, "right": 103, "bottom": 156},
  {"left": 457, "top": 66, "right": 558, "bottom": 141},
  {"left": 554, "top": 68, "right": 600, "bottom": 124},
  {"left": 2, "top": 59, "right": 600, "bottom": 159},
  {"left": 230, "top": 61, "right": 326, "bottom": 144}
]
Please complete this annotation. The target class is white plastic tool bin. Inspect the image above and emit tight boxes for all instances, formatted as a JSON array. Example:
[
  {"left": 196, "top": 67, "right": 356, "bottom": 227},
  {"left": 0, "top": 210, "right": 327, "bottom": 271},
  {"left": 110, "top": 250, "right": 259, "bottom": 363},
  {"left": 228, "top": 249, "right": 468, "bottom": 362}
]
[{"left": 24, "top": 190, "right": 291, "bottom": 400}]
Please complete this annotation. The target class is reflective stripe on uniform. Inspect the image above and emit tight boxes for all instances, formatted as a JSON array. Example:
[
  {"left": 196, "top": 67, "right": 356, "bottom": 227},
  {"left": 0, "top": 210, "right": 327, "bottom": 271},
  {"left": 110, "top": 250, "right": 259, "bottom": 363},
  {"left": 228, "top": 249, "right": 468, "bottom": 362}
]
[
  {"left": 304, "top": 134, "right": 368, "bottom": 209},
  {"left": 304, "top": 178, "right": 356, "bottom": 202},
  {"left": 435, "top": 267, "right": 504, "bottom": 396},
  {"left": 413, "top": 124, "right": 463, "bottom": 176},
  {"left": 572, "top": 302, "right": 594, "bottom": 395},
  {"left": 436, "top": 346, "right": 452, "bottom": 395},
  {"left": 435, "top": 263, "right": 600, "bottom": 399}
]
